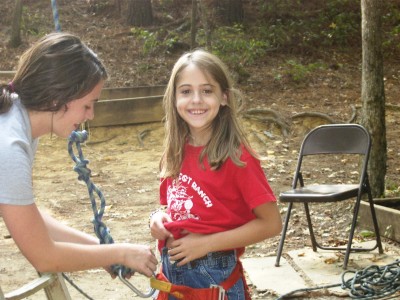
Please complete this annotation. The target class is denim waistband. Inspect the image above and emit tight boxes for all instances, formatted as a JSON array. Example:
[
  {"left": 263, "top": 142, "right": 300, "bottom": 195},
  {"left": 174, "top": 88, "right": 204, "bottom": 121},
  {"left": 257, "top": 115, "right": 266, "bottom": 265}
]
[{"left": 162, "top": 247, "right": 237, "bottom": 269}]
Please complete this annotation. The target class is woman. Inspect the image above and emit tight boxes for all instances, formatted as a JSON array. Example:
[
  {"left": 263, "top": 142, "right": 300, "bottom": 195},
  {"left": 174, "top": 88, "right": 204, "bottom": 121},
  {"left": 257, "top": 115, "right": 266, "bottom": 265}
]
[{"left": 0, "top": 32, "right": 157, "bottom": 277}]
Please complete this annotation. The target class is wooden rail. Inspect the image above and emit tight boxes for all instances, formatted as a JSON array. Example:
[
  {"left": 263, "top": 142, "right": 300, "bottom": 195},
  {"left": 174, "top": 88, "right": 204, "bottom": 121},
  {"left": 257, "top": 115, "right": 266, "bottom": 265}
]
[
  {"left": 0, "top": 71, "right": 16, "bottom": 80},
  {"left": 0, "top": 74, "right": 166, "bottom": 126},
  {"left": 90, "top": 85, "right": 166, "bottom": 127}
]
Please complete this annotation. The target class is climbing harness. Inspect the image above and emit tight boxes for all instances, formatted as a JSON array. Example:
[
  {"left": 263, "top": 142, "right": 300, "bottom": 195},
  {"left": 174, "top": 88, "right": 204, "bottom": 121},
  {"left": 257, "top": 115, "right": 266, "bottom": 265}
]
[
  {"left": 51, "top": 0, "right": 61, "bottom": 32},
  {"left": 68, "top": 130, "right": 155, "bottom": 298},
  {"left": 150, "top": 264, "right": 242, "bottom": 300},
  {"left": 149, "top": 250, "right": 251, "bottom": 300},
  {"left": 276, "top": 259, "right": 400, "bottom": 299}
]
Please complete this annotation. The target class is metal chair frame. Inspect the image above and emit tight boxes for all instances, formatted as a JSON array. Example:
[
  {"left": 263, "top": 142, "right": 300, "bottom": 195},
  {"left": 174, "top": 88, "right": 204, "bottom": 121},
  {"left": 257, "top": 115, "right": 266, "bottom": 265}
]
[{"left": 275, "top": 124, "right": 383, "bottom": 269}]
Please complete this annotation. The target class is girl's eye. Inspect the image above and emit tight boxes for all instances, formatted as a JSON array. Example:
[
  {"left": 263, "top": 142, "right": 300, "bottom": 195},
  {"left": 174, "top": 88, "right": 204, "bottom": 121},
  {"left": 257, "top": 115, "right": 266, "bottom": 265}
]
[
  {"left": 180, "top": 89, "right": 191, "bottom": 95},
  {"left": 202, "top": 89, "right": 213, "bottom": 94}
]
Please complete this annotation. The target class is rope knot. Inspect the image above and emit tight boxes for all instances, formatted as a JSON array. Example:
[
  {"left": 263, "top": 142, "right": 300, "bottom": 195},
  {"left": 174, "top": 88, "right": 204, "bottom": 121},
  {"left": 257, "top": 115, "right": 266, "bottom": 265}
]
[
  {"left": 92, "top": 218, "right": 115, "bottom": 245},
  {"left": 74, "top": 160, "right": 91, "bottom": 181}
]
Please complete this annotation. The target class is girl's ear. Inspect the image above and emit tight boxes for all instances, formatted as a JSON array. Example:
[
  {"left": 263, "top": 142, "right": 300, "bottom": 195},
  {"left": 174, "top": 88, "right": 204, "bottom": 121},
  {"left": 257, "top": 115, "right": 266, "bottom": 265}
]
[{"left": 221, "top": 93, "right": 228, "bottom": 106}]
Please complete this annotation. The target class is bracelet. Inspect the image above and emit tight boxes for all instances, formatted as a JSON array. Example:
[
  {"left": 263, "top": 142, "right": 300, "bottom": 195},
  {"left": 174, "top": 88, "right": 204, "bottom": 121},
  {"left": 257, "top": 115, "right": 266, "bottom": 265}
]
[{"left": 148, "top": 206, "right": 167, "bottom": 228}]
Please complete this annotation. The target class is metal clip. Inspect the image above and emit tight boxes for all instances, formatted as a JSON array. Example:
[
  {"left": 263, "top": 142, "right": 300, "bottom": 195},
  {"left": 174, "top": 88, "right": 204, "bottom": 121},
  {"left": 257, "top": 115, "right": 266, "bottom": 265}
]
[
  {"left": 118, "top": 270, "right": 156, "bottom": 298},
  {"left": 210, "top": 284, "right": 225, "bottom": 300}
]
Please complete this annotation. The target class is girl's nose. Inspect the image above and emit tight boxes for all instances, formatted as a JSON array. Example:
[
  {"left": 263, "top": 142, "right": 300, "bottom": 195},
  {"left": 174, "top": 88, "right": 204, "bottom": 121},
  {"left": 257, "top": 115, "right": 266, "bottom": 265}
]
[{"left": 192, "top": 91, "right": 202, "bottom": 103}]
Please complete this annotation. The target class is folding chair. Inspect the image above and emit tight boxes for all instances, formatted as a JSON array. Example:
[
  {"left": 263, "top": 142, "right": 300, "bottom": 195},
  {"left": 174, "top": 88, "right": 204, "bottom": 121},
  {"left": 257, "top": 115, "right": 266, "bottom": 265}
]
[{"left": 275, "top": 124, "right": 383, "bottom": 269}]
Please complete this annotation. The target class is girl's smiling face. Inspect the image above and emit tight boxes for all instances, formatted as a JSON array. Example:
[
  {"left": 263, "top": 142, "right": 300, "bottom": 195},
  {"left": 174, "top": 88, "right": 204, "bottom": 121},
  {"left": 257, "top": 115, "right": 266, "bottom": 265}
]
[
  {"left": 53, "top": 80, "right": 104, "bottom": 138},
  {"left": 175, "top": 64, "right": 227, "bottom": 146}
]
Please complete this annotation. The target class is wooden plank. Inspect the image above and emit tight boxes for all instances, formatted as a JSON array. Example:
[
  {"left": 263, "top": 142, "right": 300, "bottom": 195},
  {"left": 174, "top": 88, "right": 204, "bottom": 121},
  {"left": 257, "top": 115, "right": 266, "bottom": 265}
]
[
  {"left": 0, "top": 71, "right": 15, "bottom": 80},
  {"left": 3, "top": 273, "right": 71, "bottom": 300},
  {"left": 0, "top": 286, "right": 5, "bottom": 300},
  {"left": 100, "top": 85, "right": 166, "bottom": 100},
  {"left": 89, "top": 95, "right": 164, "bottom": 127},
  {"left": 42, "top": 273, "right": 71, "bottom": 300}
]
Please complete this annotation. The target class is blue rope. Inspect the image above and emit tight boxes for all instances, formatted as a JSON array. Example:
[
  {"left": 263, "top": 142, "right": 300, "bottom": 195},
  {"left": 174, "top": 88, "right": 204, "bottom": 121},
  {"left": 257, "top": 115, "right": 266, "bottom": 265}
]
[
  {"left": 51, "top": 0, "right": 61, "bottom": 32},
  {"left": 68, "top": 130, "right": 132, "bottom": 277},
  {"left": 341, "top": 259, "right": 400, "bottom": 299},
  {"left": 276, "top": 259, "right": 400, "bottom": 299}
]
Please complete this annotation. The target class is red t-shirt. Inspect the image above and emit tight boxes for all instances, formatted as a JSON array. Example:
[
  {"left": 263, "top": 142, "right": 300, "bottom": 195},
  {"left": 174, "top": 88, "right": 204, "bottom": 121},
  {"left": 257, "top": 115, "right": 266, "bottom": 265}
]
[{"left": 160, "top": 144, "right": 276, "bottom": 240}]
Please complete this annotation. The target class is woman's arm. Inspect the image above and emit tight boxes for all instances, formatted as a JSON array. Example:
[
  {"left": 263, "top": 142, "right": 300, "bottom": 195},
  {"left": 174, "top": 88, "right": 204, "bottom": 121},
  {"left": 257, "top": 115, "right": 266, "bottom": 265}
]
[
  {"left": 40, "top": 210, "right": 99, "bottom": 244},
  {"left": 168, "top": 201, "right": 282, "bottom": 266},
  {"left": 0, "top": 203, "right": 158, "bottom": 276}
]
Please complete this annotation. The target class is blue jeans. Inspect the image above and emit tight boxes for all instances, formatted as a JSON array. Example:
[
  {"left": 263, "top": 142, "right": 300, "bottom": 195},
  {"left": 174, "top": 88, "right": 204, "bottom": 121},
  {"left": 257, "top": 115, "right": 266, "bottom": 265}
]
[{"left": 160, "top": 247, "right": 246, "bottom": 300}]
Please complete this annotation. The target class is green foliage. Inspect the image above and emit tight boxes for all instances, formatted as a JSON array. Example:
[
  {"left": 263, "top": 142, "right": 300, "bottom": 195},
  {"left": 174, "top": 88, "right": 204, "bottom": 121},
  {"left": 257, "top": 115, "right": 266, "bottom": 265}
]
[
  {"left": 256, "top": 0, "right": 362, "bottom": 51},
  {"left": 384, "top": 179, "right": 400, "bottom": 197},
  {"left": 130, "top": 28, "right": 161, "bottom": 55},
  {"left": 252, "top": 0, "right": 400, "bottom": 55},
  {"left": 21, "top": 6, "right": 46, "bottom": 36},
  {"left": 284, "top": 60, "right": 326, "bottom": 82},
  {"left": 129, "top": 0, "right": 400, "bottom": 65},
  {"left": 359, "top": 230, "right": 376, "bottom": 238},
  {"left": 382, "top": 7, "right": 400, "bottom": 55},
  {"left": 210, "top": 25, "right": 270, "bottom": 67}
]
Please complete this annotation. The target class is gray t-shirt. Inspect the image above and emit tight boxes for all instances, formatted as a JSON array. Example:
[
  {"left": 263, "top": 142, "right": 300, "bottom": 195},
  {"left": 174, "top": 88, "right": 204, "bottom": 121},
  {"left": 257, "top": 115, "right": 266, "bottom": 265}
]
[{"left": 0, "top": 96, "right": 38, "bottom": 205}]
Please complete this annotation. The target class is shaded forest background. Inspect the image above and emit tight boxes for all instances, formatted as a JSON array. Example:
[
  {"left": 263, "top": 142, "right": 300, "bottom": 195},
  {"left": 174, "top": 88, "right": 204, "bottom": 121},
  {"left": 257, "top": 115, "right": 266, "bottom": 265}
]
[{"left": 2, "top": 0, "right": 400, "bottom": 194}]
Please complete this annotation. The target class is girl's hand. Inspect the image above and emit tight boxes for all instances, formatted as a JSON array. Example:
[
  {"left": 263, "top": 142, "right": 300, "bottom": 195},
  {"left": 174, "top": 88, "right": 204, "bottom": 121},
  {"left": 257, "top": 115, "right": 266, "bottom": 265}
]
[
  {"left": 149, "top": 210, "right": 173, "bottom": 241},
  {"left": 168, "top": 232, "right": 209, "bottom": 266}
]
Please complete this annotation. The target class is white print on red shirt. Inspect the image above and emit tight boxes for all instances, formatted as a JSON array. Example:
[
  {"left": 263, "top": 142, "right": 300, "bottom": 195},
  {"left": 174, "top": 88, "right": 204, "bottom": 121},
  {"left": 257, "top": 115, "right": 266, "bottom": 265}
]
[
  {"left": 167, "top": 182, "right": 200, "bottom": 221},
  {"left": 168, "top": 173, "right": 214, "bottom": 221},
  {"left": 178, "top": 173, "right": 213, "bottom": 208}
]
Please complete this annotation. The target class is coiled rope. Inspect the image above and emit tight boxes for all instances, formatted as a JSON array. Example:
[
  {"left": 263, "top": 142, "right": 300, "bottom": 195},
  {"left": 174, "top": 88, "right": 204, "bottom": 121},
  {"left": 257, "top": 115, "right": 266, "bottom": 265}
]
[
  {"left": 341, "top": 259, "right": 400, "bottom": 299},
  {"left": 277, "top": 259, "right": 400, "bottom": 299},
  {"left": 67, "top": 130, "right": 155, "bottom": 298}
]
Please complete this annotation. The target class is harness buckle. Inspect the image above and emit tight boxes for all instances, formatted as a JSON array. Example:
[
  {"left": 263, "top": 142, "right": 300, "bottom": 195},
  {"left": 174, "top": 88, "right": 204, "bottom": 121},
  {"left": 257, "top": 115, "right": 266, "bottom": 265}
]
[{"left": 210, "top": 284, "right": 225, "bottom": 300}]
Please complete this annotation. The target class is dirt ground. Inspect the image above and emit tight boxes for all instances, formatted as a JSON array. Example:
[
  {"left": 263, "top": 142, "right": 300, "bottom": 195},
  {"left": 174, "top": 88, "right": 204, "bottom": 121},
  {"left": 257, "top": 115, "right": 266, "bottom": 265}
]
[{"left": 1, "top": 1, "right": 400, "bottom": 299}]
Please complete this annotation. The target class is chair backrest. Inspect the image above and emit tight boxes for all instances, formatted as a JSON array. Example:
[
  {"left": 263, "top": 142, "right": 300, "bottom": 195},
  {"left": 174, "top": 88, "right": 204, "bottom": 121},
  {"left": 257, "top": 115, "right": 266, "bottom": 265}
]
[
  {"left": 293, "top": 124, "right": 371, "bottom": 188},
  {"left": 301, "top": 124, "right": 371, "bottom": 156}
]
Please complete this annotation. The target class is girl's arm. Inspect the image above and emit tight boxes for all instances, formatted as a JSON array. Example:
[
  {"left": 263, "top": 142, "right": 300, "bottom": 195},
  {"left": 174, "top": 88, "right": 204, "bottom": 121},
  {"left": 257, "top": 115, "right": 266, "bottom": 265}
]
[
  {"left": 0, "top": 203, "right": 158, "bottom": 276},
  {"left": 168, "top": 201, "right": 282, "bottom": 266}
]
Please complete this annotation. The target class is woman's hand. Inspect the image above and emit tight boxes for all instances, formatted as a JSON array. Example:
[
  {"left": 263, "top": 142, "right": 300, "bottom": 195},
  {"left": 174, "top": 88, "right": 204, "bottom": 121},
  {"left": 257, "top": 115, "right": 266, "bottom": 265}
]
[{"left": 122, "top": 244, "right": 158, "bottom": 277}]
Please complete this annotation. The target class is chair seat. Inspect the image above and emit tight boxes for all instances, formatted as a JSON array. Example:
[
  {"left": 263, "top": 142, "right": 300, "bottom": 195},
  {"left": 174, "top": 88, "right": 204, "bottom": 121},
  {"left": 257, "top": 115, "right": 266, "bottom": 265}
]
[{"left": 279, "top": 184, "right": 359, "bottom": 202}]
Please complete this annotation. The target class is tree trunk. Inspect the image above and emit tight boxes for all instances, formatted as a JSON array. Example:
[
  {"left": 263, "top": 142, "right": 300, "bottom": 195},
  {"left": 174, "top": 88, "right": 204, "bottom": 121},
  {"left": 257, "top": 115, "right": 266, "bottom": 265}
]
[
  {"left": 190, "top": 0, "right": 198, "bottom": 49},
  {"left": 216, "top": 0, "right": 243, "bottom": 25},
  {"left": 360, "top": 0, "right": 386, "bottom": 198},
  {"left": 115, "top": 0, "right": 122, "bottom": 14},
  {"left": 9, "top": 0, "right": 23, "bottom": 48},
  {"left": 198, "top": 0, "right": 213, "bottom": 50},
  {"left": 126, "top": 0, "right": 153, "bottom": 27}
]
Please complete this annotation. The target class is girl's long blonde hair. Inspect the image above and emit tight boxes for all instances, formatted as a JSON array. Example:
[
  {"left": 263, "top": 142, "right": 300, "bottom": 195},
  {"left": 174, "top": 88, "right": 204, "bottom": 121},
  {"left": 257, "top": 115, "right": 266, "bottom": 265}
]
[{"left": 160, "top": 49, "right": 257, "bottom": 179}]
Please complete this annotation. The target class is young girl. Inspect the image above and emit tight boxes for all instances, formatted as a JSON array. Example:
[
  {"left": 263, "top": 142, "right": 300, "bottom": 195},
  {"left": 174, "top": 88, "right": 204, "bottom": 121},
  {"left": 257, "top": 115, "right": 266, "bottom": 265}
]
[
  {"left": 149, "top": 49, "right": 282, "bottom": 299},
  {"left": 0, "top": 32, "right": 157, "bottom": 278}
]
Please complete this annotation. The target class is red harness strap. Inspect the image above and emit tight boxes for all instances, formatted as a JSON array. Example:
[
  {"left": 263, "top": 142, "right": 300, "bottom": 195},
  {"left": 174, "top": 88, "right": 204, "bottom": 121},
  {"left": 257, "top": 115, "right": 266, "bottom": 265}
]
[{"left": 151, "top": 258, "right": 251, "bottom": 300}]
